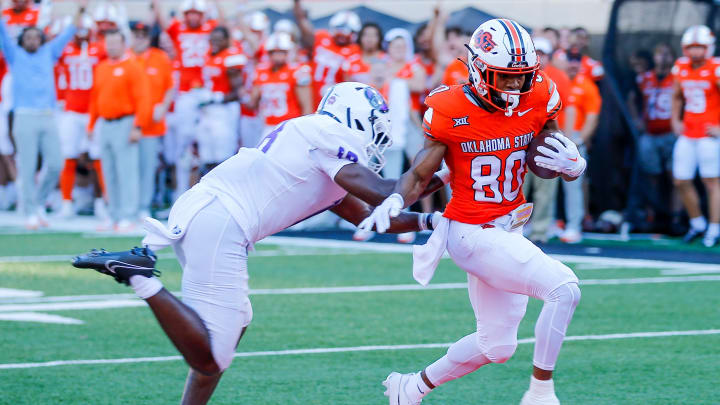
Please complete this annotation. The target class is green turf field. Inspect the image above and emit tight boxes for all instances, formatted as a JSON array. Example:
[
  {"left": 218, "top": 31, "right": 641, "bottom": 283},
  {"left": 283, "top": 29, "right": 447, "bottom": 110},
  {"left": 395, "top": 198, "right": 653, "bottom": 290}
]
[{"left": 1, "top": 232, "right": 719, "bottom": 404}]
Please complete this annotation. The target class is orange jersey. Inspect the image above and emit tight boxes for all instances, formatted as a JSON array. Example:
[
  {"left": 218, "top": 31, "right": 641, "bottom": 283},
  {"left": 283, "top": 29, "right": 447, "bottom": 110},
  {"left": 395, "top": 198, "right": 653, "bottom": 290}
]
[
  {"left": 672, "top": 56, "right": 720, "bottom": 138},
  {"left": 134, "top": 48, "right": 174, "bottom": 136},
  {"left": 580, "top": 55, "right": 604, "bottom": 81},
  {"left": 59, "top": 41, "right": 106, "bottom": 114},
  {"left": 202, "top": 47, "right": 246, "bottom": 94},
  {"left": 310, "top": 30, "right": 360, "bottom": 105},
  {"left": 89, "top": 55, "right": 152, "bottom": 131},
  {"left": 442, "top": 58, "right": 468, "bottom": 86},
  {"left": 343, "top": 52, "right": 386, "bottom": 85},
  {"left": 166, "top": 18, "right": 217, "bottom": 91},
  {"left": 636, "top": 70, "right": 674, "bottom": 134},
  {"left": 380, "top": 60, "right": 424, "bottom": 112},
  {"left": 253, "top": 62, "right": 311, "bottom": 126},
  {"left": 566, "top": 74, "right": 601, "bottom": 132},
  {"left": 2, "top": 6, "right": 39, "bottom": 39},
  {"left": 0, "top": 54, "right": 6, "bottom": 101},
  {"left": 423, "top": 72, "right": 562, "bottom": 224},
  {"left": 55, "top": 63, "right": 66, "bottom": 102}
]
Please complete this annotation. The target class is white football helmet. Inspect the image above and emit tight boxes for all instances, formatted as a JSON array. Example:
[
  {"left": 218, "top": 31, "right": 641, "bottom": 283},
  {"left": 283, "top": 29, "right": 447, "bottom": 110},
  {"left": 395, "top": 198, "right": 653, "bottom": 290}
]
[
  {"left": 246, "top": 11, "right": 269, "bottom": 34},
  {"left": 329, "top": 10, "right": 361, "bottom": 35},
  {"left": 93, "top": 2, "right": 119, "bottom": 23},
  {"left": 681, "top": 25, "right": 715, "bottom": 58},
  {"left": 265, "top": 32, "right": 294, "bottom": 52},
  {"left": 317, "top": 82, "right": 392, "bottom": 173},
  {"left": 467, "top": 19, "right": 539, "bottom": 116},
  {"left": 273, "top": 19, "right": 299, "bottom": 38},
  {"left": 181, "top": 0, "right": 207, "bottom": 14}
]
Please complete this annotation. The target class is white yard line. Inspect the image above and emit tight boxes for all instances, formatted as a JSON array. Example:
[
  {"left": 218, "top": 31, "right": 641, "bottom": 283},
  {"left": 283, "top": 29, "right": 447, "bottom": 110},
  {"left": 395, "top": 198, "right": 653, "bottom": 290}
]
[
  {"left": 1, "top": 275, "right": 719, "bottom": 310},
  {"left": 1, "top": 328, "right": 718, "bottom": 370}
]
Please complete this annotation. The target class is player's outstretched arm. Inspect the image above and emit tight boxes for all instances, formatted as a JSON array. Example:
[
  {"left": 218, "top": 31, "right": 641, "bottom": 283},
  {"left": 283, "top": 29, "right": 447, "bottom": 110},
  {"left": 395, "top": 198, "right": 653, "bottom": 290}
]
[
  {"left": 334, "top": 162, "right": 445, "bottom": 207},
  {"left": 330, "top": 194, "right": 431, "bottom": 234},
  {"left": 357, "top": 139, "right": 447, "bottom": 233}
]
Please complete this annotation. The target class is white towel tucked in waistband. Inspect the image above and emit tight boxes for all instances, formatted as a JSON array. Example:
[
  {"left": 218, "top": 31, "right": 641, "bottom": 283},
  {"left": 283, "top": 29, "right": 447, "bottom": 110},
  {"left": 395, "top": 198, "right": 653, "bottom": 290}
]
[
  {"left": 141, "top": 184, "right": 216, "bottom": 251},
  {"left": 412, "top": 216, "right": 450, "bottom": 286}
]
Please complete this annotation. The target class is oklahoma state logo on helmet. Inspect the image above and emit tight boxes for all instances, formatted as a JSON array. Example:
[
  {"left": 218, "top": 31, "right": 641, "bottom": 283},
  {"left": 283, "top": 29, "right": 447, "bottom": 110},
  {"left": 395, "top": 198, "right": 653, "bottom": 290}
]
[{"left": 474, "top": 31, "right": 497, "bottom": 52}]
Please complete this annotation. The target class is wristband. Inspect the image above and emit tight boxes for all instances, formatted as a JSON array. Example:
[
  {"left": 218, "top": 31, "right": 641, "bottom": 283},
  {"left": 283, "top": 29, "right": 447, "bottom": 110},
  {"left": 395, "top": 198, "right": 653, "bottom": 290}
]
[
  {"left": 434, "top": 168, "right": 451, "bottom": 184},
  {"left": 418, "top": 213, "right": 433, "bottom": 231}
]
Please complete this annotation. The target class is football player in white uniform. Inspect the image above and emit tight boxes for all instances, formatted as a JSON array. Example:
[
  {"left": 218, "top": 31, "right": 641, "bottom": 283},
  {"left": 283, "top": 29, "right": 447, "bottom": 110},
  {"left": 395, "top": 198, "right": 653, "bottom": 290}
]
[{"left": 73, "top": 82, "right": 446, "bottom": 404}]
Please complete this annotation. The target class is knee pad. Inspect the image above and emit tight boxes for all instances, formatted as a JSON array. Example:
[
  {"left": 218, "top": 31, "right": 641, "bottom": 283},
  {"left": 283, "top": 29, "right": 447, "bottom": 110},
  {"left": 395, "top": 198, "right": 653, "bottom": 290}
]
[
  {"left": 547, "top": 282, "right": 581, "bottom": 310},
  {"left": 474, "top": 328, "right": 518, "bottom": 364},
  {"left": 483, "top": 343, "right": 517, "bottom": 364}
]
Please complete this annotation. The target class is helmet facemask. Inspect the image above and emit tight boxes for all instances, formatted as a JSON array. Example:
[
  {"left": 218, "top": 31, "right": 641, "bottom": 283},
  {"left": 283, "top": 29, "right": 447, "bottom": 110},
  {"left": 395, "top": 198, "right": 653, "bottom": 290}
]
[
  {"left": 363, "top": 87, "right": 392, "bottom": 173},
  {"left": 467, "top": 44, "right": 538, "bottom": 117}
]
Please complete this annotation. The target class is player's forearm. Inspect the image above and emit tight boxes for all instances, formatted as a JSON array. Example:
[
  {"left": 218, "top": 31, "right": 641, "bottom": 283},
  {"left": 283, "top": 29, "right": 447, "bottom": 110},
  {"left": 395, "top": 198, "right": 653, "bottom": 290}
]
[
  {"left": 671, "top": 93, "right": 683, "bottom": 127},
  {"left": 293, "top": 1, "right": 314, "bottom": 50},
  {"left": 394, "top": 169, "right": 432, "bottom": 209}
]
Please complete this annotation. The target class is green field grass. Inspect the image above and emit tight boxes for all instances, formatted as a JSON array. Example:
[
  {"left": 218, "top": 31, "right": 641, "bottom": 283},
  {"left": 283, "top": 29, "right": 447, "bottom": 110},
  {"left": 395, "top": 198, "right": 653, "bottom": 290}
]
[{"left": 1, "top": 232, "right": 719, "bottom": 404}]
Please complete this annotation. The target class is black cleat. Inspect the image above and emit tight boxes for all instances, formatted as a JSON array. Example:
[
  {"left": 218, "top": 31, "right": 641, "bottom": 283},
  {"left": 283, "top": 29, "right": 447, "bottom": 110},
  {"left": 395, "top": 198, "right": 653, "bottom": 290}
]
[
  {"left": 682, "top": 228, "right": 704, "bottom": 244},
  {"left": 72, "top": 247, "right": 160, "bottom": 285}
]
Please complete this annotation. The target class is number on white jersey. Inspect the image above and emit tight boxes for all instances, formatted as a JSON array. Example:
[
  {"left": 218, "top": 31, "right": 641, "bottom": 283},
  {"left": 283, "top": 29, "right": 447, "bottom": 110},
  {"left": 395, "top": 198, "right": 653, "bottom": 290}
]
[
  {"left": 683, "top": 87, "right": 707, "bottom": 114},
  {"left": 67, "top": 61, "right": 94, "bottom": 90}
]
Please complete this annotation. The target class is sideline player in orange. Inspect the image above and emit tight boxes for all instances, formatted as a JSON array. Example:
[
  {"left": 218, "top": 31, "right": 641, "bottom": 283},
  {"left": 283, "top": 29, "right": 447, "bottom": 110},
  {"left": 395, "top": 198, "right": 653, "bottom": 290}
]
[
  {"left": 251, "top": 32, "right": 312, "bottom": 135},
  {"left": 294, "top": 0, "right": 361, "bottom": 106},
  {"left": 198, "top": 26, "right": 246, "bottom": 172},
  {"left": 361, "top": 19, "right": 585, "bottom": 405},
  {"left": 671, "top": 25, "right": 720, "bottom": 247},
  {"left": 56, "top": 14, "right": 106, "bottom": 218},
  {"left": 151, "top": 0, "right": 223, "bottom": 199}
]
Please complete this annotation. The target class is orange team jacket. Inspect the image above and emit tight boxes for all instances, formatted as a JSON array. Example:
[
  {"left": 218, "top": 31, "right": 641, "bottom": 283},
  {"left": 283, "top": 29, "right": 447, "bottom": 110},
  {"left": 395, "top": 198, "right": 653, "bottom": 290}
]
[
  {"left": 423, "top": 71, "right": 562, "bottom": 224},
  {"left": 134, "top": 48, "right": 174, "bottom": 136},
  {"left": 166, "top": 18, "right": 217, "bottom": 91},
  {"left": 636, "top": 70, "right": 674, "bottom": 134},
  {"left": 380, "top": 60, "right": 424, "bottom": 112},
  {"left": 253, "top": 62, "right": 311, "bottom": 126},
  {"left": 310, "top": 29, "right": 360, "bottom": 106},
  {"left": 566, "top": 74, "right": 601, "bottom": 132},
  {"left": 442, "top": 58, "right": 468, "bottom": 86},
  {"left": 671, "top": 56, "right": 720, "bottom": 138},
  {"left": 59, "top": 41, "right": 106, "bottom": 114},
  {"left": 202, "top": 46, "right": 246, "bottom": 94},
  {"left": 88, "top": 54, "right": 152, "bottom": 131}
]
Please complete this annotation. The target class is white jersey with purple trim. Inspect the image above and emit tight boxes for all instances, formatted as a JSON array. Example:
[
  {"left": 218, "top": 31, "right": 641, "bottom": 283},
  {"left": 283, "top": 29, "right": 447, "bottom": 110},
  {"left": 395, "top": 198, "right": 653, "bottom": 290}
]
[{"left": 199, "top": 113, "right": 369, "bottom": 243}]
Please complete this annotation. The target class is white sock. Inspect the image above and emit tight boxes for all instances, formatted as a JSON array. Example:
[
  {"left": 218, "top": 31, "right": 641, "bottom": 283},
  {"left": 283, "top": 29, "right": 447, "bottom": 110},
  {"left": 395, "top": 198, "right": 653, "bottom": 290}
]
[
  {"left": 129, "top": 275, "right": 163, "bottom": 300},
  {"left": 528, "top": 376, "right": 555, "bottom": 398},
  {"left": 404, "top": 372, "right": 433, "bottom": 401},
  {"left": 707, "top": 223, "right": 720, "bottom": 238},
  {"left": 690, "top": 216, "right": 707, "bottom": 232}
]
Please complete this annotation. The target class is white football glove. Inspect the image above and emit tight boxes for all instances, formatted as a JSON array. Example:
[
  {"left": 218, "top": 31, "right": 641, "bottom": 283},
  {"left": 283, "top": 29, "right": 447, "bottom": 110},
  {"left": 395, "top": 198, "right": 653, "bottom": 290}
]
[
  {"left": 358, "top": 193, "right": 404, "bottom": 234},
  {"left": 534, "top": 132, "right": 587, "bottom": 177}
]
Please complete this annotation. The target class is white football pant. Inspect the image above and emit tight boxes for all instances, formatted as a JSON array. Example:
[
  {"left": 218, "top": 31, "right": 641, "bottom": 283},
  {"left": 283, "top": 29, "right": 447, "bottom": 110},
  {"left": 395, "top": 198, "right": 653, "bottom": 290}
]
[{"left": 672, "top": 135, "right": 720, "bottom": 180}]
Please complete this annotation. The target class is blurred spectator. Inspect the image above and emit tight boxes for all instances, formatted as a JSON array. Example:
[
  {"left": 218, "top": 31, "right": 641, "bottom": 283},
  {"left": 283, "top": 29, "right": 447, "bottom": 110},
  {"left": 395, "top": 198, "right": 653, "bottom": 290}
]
[
  {"left": 198, "top": 26, "right": 245, "bottom": 172},
  {"left": 56, "top": 14, "right": 106, "bottom": 219},
  {"left": 234, "top": 9, "right": 267, "bottom": 150},
  {"left": 131, "top": 21, "right": 174, "bottom": 219},
  {"left": 251, "top": 32, "right": 312, "bottom": 135},
  {"left": 0, "top": 51, "right": 15, "bottom": 211},
  {"left": 670, "top": 26, "right": 720, "bottom": 247},
  {"left": 569, "top": 26, "right": 604, "bottom": 81},
  {"left": 88, "top": 29, "right": 151, "bottom": 232},
  {"left": 523, "top": 37, "right": 567, "bottom": 243},
  {"left": 294, "top": 0, "right": 360, "bottom": 105},
  {"left": 560, "top": 50, "right": 602, "bottom": 243},
  {"left": 0, "top": 3, "right": 83, "bottom": 229},
  {"left": 440, "top": 26, "right": 468, "bottom": 86},
  {"left": 624, "top": 44, "right": 676, "bottom": 234},
  {"left": 2, "top": 0, "right": 49, "bottom": 40},
  {"left": 152, "top": 0, "right": 221, "bottom": 200},
  {"left": 344, "top": 22, "right": 385, "bottom": 89},
  {"left": 413, "top": 6, "right": 445, "bottom": 91}
]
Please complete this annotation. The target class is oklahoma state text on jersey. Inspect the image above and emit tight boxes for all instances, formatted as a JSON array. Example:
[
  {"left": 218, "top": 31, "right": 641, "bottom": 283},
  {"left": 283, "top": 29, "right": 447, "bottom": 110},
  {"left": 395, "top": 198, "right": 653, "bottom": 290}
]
[
  {"left": 672, "top": 56, "right": 720, "bottom": 138},
  {"left": 423, "top": 71, "right": 561, "bottom": 224}
]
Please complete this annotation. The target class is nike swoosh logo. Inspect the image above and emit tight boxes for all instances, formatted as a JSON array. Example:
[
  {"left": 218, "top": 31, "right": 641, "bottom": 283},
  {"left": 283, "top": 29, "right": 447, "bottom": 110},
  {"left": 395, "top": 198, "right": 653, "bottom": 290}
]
[
  {"left": 569, "top": 157, "right": 578, "bottom": 162},
  {"left": 517, "top": 108, "right": 533, "bottom": 116}
]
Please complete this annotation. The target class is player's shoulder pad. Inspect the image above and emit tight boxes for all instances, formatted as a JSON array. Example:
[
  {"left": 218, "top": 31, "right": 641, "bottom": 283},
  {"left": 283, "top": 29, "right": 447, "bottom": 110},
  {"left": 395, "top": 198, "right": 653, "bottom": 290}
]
[
  {"left": 531, "top": 71, "right": 562, "bottom": 117},
  {"left": 296, "top": 114, "right": 369, "bottom": 165},
  {"left": 424, "top": 84, "right": 465, "bottom": 117}
]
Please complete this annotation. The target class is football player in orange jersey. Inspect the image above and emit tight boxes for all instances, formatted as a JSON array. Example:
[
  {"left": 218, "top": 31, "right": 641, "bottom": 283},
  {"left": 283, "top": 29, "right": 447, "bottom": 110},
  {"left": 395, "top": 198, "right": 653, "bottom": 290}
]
[
  {"left": 361, "top": 20, "right": 586, "bottom": 405},
  {"left": 151, "top": 0, "right": 224, "bottom": 199},
  {"left": 250, "top": 32, "right": 312, "bottom": 134},
  {"left": 56, "top": 14, "right": 107, "bottom": 219},
  {"left": 198, "top": 26, "right": 246, "bottom": 173},
  {"left": 293, "top": 0, "right": 361, "bottom": 106},
  {"left": 671, "top": 25, "right": 720, "bottom": 247}
]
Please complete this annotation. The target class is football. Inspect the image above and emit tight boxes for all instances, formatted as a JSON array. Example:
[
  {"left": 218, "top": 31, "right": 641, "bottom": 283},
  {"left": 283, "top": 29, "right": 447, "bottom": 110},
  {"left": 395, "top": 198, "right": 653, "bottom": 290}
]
[{"left": 526, "top": 129, "right": 561, "bottom": 179}]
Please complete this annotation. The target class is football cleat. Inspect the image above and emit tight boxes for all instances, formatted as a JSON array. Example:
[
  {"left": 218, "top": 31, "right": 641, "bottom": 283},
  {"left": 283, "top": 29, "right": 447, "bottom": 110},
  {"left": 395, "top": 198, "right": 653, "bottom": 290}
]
[
  {"left": 383, "top": 372, "right": 422, "bottom": 405},
  {"left": 703, "top": 234, "right": 718, "bottom": 248},
  {"left": 520, "top": 390, "right": 560, "bottom": 405},
  {"left": 72, "top": 247, "right": 160, "bottom": 285},
  {"left": 683, "top": 227, "right": 704, "bottom": 244}
]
